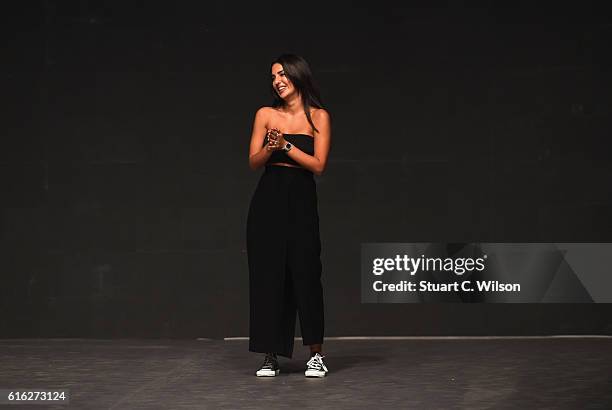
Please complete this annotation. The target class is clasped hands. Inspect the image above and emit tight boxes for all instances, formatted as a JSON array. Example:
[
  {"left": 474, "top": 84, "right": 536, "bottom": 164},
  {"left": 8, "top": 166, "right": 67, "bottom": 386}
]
[{"left": 265, "top": 128, "right": 287, "bottom": 151}]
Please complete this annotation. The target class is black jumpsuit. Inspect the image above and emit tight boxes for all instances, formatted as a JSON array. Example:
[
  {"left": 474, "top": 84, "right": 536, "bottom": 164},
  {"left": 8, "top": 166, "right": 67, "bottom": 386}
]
[{"left": 246, "top": 134, "right": 324, "bottom": 358}]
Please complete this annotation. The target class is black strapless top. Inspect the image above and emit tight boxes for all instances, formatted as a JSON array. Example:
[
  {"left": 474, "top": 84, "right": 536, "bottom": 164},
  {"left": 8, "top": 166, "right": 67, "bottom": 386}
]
[{"left": 265, "top": 134, "right": 314, "bottom": 167}]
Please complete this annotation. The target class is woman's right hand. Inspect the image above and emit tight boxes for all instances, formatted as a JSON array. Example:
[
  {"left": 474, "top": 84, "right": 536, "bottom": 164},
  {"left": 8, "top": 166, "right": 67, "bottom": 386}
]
[{"left": 266, "top": 128, "right": 282, "bottom": 151}]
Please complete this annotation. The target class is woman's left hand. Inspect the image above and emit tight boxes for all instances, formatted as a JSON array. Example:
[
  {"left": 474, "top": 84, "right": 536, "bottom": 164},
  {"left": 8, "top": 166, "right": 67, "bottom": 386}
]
[{"left": 275, "top": 131, "right": 286, "bottom": 150}]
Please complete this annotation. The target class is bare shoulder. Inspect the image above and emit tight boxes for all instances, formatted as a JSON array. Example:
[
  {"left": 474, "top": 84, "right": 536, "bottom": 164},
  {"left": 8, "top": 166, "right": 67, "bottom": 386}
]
[
  {"left": 311, "top": 107, "right": 331, "bottom": 121},
  {"left": 254, "top": 106, "right": 273, "bottom": 126},
  {"left": 311, "top": 108, "right": 331, "bottom": 135},
  {"left": 256, "top": 106, "right": 273, "bottom": 117}
]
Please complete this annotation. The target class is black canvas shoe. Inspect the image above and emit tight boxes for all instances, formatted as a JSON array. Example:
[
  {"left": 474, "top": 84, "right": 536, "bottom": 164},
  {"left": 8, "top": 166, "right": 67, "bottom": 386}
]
[
  {"left": 305, "top": 353, "right": 328, "bottom": 377},
  {"left": 256, "top": 353, "right": 280, "bottom": 377}
]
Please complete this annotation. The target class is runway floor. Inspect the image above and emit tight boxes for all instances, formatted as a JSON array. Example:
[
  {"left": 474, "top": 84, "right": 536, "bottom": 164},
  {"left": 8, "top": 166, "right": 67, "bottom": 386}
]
[{"left": 0, "top": 337, "right": 611, "bottom": 409}]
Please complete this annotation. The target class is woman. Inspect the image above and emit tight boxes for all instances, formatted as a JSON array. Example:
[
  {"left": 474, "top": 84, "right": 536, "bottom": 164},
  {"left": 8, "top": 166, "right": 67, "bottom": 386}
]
[{"left": 246, "top": 54, "right": 331, "bottom": 378}]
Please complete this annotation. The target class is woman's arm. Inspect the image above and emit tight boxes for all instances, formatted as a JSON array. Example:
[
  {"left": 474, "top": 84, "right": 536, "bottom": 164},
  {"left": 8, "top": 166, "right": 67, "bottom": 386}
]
[
  {"left": 248, "top": 107, "right": 274, "bottom": 170},
  {"left": 283, "top": 109, "right": 331, "bottom": 176}
]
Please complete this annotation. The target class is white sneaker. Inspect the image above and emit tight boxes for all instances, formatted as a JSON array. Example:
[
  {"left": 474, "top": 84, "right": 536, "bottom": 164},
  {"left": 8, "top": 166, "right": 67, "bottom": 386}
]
[
  {"left": 305, "top": 353, "right": 328, "bottom": 377},
  {"left": 256, "top": 353, "right": 280, "bottom": 377}
]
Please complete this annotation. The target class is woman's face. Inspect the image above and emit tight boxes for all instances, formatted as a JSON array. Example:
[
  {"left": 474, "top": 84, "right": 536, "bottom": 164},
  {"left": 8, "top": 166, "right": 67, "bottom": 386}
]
[{"left": 271, "top": 63, "right": 297, "bottom": 100}]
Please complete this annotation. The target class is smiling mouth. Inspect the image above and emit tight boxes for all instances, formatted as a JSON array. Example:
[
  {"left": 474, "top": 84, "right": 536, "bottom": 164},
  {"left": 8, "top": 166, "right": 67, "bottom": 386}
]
[{"left": 277, "top": 86, "right": 287, "bottom": 93}]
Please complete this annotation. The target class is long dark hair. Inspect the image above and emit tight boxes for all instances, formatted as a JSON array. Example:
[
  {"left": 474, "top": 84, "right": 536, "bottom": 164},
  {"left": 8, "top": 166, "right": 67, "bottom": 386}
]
[{"left": 270, "top": 54, "right": 325, "bottom": 134}]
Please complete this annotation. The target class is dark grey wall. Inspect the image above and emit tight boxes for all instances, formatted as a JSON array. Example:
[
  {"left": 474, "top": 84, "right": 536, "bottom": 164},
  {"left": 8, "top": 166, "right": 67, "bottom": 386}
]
[{"left": 2, "top": 2, "right": 612, "bottom": 338}]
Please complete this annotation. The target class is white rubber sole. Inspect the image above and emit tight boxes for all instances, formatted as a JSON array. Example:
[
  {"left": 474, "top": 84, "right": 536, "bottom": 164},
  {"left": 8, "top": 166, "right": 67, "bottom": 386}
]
[
  {"left": 305, "top": 369, "right": 327, "bottom": 378},
  {"left": 256, "top": 369, "right": 280, "bottom": 377}
]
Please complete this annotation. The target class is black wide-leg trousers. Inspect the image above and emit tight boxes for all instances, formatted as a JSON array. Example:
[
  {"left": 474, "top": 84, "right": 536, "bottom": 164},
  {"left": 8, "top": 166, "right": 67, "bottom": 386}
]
[{"left": 246, "top": 165, "right": 324, "bottom": 358}]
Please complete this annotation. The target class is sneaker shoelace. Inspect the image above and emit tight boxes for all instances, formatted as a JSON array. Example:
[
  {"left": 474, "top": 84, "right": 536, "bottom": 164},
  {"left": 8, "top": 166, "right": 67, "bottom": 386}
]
[
  {"left": 262, "top": 354, "right": 277, "bottom": 369},
  {"left": 307, "top": 354, "right": 327, "bottom": 372}
]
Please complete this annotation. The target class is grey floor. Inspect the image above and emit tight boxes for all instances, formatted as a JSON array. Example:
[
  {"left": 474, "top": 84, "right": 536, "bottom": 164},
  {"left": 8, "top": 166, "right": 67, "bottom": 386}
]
[{"left": 1, "top": 338, "right": 611, "bottom": 409}]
